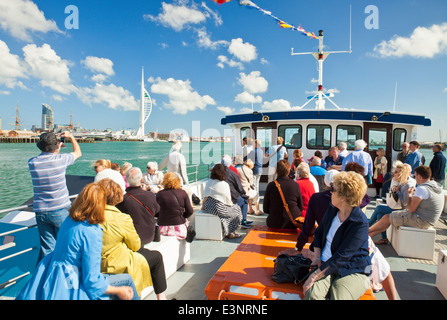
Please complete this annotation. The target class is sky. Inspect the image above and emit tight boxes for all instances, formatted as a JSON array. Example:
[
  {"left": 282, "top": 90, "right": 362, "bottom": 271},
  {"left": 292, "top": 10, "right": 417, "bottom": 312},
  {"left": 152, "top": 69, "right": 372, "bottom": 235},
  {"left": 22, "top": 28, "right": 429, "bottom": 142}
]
[{"left": 0, "top": 0, "right": 446, "bottom": 141}]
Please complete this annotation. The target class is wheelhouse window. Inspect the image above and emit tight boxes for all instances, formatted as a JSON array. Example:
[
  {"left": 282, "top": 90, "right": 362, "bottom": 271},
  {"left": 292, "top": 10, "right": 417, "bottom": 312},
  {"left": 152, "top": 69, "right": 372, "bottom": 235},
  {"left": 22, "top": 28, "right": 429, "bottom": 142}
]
[
  {"left": 279, "top": 125, "right": 302, "bottom": 149},
  {"left": 306, "top": 125, "right": 331, "bottom": 150},
  {"left": 256, "top": 127, "right": 272, "bottom": 149},
  {"left": 367, "top": 128, "right": 387, "bottom": 151},
  {"left": 393, "top": 128, "right": 407, "bottom": 151},
  {"left": 241, "top": 126, "right": 254, "bottom": 142},
  {"left": 336, "top": 125, "right": 362, "bottom": 150}
]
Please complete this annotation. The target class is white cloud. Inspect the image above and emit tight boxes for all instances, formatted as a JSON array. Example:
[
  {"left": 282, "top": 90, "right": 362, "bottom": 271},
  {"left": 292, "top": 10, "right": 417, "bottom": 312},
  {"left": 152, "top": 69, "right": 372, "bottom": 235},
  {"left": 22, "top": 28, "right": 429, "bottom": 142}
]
[
  {"left": 52, "top": 94, "right": 65, "bottom": 102},
  {"left": 217, "top": 55, "right": 244, "bottom": 70},
  {"left": 144, "top": 1, "right": 207, "bottom": 32},
  {"left": 150, "top": 77, "right": 216, "bottom": 114},
  {"left": 22, "top": 43, "right": 75, "bottom": 95},
  {"left": 90, "top": 74, "right": 108, "bottom": 83},
  {"left": 238, "top": 71, "right": 268, "bottom": 94},
  {"left": 0, "top": 40, "right": 27, "bottom": 89},
  {"left": 200, "top": 1, "right": 223, "bottom": 27},
  {"left": 82, "top": 56, "right": 115, "bottom": 77},
  {"left": 239, "top": 107, "right": 253, "bottom": 113},
  {"left": 77, "top": 83, "right": 139, "bottom": 111},
  {"left": 0, "top": 0, "right": 62, "bottom": 41},
  {"left": 234, "top": 91, "right": 262, "bottom": 104},
  {"left": 228, "top": 38, "right": 257, "bottom": 62},
  {"left": 261, "top": 99, "right": 292, "bottom": 111},
  {"left": 195, "top": 27, "right": 228, "bottom": 50},
  {"left": 373, "top": 23, "right": 447, "bottom": 58},
  {"left": 305, "top": 88, "right": 340, "bottom": 95},
  {"left": 217, "top": 106, "right": 235, "bottom": 114}
]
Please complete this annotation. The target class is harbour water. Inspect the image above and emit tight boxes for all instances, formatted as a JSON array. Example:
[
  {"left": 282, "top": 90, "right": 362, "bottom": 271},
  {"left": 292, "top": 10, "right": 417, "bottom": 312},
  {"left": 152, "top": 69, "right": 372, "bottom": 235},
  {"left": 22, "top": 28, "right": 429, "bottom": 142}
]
[
  {"left": 0, "top": 141, "right": 445, "bottom": 212},
  {"left": 0, "top": 141, "right": 232, "bottom": 212}
]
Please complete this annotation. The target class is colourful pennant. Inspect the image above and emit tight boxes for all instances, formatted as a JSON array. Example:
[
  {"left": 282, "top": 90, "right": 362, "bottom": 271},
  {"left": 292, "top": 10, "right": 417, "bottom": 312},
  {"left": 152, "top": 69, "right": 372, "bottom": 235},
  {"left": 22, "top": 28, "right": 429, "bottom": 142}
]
[
  {"left": 211, "top": 0, "right": 232, "bottom": 4},
  {"left": 209, "top": 0, "right": 318, "bottom": 40}
]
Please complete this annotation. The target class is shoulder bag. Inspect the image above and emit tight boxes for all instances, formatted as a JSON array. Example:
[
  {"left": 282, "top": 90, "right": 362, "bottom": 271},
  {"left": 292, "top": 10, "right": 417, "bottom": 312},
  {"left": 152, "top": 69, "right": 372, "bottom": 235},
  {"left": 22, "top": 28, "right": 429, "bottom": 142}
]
[
  {"left": 126, "top": 193, "right": 160, "bottom": 242},
  {"left": 170, "top": 190, "right": 196, "bottom": 243},
  {"left": 274, "top": 180, "right": 301, "bottom": 228},
  {"left": 271, "top": 254, "right": 317, "bottom": 285},
  {"left": 385, "top": 191, "right": 402, "bottom": 210}
]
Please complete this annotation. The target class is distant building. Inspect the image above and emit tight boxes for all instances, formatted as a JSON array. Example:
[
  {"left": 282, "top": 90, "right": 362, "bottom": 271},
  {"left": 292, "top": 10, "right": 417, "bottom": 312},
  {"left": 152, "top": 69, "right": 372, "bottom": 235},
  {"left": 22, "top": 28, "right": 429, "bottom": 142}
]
[{"left": 42, "top": 104, "right": 53, "bottom": 131}]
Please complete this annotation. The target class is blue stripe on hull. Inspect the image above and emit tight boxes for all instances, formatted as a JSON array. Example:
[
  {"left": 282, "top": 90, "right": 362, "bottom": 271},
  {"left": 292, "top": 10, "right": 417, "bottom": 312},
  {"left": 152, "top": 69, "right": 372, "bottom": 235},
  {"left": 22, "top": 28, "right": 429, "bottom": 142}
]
[{"left": 221, "top": 110, "right": 431, "bottom": 126}]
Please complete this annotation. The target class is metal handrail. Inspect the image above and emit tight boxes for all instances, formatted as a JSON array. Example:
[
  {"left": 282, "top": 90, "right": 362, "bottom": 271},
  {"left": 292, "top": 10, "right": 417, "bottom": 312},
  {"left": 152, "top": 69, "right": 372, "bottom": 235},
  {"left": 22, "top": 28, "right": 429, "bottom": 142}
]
[
  {"left": 0, "top": 272, "right": 30, "bottom": 290},
  {"left": 0, "top": 194, "right": 78, "bottom": 216},
  {"left": 160, "top": 164, "right": 210, "bottom": 183},
  {"left": 0, "top": 247, "right": 35, "bottom": 263}
]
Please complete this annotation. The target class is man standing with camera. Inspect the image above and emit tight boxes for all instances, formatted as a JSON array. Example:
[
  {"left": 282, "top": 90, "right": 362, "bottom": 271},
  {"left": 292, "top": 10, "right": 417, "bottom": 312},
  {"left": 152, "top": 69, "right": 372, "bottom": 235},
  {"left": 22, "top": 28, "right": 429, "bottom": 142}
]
[{"left": 29, "top": 131, "right": 82, "bottom": 260}]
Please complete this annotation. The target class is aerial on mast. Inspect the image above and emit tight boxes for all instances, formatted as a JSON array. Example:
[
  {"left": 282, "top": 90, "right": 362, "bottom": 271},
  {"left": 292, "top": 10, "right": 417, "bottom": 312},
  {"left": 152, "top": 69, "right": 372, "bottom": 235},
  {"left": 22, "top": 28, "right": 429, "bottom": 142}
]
[{"left": 291, "top": 6, "right": 352, "bottom": 110}]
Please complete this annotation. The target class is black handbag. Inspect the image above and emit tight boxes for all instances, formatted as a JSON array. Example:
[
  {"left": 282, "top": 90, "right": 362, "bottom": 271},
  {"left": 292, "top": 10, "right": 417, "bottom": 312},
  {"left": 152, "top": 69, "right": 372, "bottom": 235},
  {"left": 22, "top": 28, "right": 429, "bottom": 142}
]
[
  {"left": 191, "top": 193, "right": 201, "bottom": 205},
  {"left": 271, "top": 254, "right": 316, "bottom": 285},
  {"left": 170, "top": 190, "right": 196, "bottom": 243}
]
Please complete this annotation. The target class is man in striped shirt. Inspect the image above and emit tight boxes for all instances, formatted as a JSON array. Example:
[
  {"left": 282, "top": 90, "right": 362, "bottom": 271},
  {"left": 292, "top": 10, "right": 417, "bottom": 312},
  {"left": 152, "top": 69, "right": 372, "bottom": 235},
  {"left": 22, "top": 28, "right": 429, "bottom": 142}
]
[{"left": 29, "top": 131, "right": 82, "bottom": 260}]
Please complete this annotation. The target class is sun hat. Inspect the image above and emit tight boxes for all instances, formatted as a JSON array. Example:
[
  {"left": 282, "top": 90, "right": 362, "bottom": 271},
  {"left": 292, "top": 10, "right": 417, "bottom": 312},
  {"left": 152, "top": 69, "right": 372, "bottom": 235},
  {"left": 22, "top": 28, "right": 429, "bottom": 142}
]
[{"left": 37, "top": 132, "right": 59, "bottom": 152}]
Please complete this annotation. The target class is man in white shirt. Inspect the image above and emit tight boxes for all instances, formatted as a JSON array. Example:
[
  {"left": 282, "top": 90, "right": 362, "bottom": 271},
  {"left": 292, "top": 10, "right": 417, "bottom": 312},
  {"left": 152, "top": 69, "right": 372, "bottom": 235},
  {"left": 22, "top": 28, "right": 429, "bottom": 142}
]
[
  {"left": 266, "top": 137, "right": 288, "bottom": 183},
  {"left": 369, "top": 165, "right": 444, "bottom": 236}
]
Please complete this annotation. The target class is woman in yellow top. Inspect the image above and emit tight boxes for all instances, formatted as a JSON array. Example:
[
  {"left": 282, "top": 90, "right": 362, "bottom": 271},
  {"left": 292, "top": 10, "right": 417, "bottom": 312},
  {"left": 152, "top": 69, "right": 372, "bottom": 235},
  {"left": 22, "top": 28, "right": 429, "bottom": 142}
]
[{"left": 97, "top": 178, "right": 167, "bottom": 300}]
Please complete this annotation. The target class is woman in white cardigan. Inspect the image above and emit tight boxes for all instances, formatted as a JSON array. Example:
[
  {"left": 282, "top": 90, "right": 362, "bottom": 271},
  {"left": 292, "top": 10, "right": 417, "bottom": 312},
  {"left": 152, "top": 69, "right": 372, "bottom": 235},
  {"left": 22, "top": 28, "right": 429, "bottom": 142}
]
[
  {"left": 142, "top": 161, "right": 164, "bottom": 194},
  {"left": 202, "top": 164, "right": 243, "bottom": 239}
]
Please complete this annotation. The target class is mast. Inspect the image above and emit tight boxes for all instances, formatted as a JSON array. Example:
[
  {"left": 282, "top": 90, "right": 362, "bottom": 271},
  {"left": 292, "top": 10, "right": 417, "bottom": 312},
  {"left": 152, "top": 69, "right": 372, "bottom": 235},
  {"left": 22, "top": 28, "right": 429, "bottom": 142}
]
[
  {"left": 10, "top": 102, "right": 22, "bottom": 130},
  {"left": 291, "top": 6, "right": 352, "bottom": 110}
]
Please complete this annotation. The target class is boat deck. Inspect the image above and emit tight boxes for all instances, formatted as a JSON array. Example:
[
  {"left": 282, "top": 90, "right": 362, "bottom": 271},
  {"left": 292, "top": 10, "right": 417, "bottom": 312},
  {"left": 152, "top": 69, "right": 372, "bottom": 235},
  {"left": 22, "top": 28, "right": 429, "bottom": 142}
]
[{"left": 145, "top": 183, "right": 446, "bottom": 300}]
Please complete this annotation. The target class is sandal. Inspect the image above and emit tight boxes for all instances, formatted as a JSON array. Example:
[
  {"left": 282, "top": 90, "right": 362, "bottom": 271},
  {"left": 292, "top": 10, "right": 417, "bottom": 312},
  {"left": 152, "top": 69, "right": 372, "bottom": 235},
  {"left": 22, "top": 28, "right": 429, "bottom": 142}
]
[
  {"left": 374, "top": 238, "right": 389, "bottom": 245},
  {"left": 255, "top": 211, "right": 264, "bottom": 216},
  {"left": 227, "top": 232, "right": 241, "bottom": 239}
]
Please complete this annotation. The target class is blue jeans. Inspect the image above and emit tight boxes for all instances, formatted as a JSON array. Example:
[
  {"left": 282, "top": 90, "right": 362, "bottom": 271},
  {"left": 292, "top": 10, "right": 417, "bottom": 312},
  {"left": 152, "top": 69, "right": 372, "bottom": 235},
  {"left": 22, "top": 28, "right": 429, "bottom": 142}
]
[
  {"left": 369, "top": 205, "right": 393, "bottom": 239},
  {"left": 104, "top": 273, "right": 140, "bottom": 300},
  {"left": 237, "top": 196, "right": 248, "bottom": 221},
  {"left": 35, "top": 207, "right": 69, "bottom": 262}
]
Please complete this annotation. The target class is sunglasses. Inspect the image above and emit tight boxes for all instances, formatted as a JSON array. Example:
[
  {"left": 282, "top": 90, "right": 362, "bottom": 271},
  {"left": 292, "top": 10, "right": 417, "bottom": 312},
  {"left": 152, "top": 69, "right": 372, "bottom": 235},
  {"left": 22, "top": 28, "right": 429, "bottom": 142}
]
[{"left": 329, "top": 186, "right": 338, "bottom": 194}]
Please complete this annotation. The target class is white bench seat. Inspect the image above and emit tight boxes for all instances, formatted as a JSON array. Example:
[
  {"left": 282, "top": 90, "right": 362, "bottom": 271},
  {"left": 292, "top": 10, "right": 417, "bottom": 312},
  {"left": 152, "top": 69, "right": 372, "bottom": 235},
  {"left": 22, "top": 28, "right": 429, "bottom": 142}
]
[
  {"left": 390, "top": 225, "right": 436, "bottom": 260},
  {"left": 194, "top": 210, "right": 223, "bottom": 241},
  {"left": 140, "top": 235, "right": 190, "bottom": 298}
]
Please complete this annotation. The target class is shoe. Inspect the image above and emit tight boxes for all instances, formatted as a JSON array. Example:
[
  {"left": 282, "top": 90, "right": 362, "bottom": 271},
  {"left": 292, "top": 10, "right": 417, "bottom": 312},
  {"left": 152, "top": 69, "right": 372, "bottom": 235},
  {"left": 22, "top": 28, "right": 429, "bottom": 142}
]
[
  {"left": 240, "top": 221, "right": 253, "bottom": 229},
  {"left": 374, "top": 238, "right": 389, "bottom": 245},
  {"left": 228, "top": 232, "right": 242, "bottom": 239},
  {"left": 245, "top": 220, "right": 254, "bottom": 225}
]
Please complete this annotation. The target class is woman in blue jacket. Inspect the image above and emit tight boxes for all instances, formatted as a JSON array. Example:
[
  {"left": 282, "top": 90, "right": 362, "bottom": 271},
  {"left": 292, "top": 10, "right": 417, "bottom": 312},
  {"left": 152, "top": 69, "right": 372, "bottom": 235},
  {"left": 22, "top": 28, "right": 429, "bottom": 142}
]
[
  {"left": 17, "top": 183, "right": 139, "bottom": 300},
  {"left": 304, "top": 171, "right": 372, "bottom": 300}
]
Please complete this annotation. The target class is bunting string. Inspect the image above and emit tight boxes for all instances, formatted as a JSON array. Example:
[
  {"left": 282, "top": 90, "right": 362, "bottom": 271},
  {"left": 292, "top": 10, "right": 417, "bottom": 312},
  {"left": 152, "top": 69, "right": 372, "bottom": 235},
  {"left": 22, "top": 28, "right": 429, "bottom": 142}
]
[{"left": 210, "top": 0, "right": 319, "bottom": 40}]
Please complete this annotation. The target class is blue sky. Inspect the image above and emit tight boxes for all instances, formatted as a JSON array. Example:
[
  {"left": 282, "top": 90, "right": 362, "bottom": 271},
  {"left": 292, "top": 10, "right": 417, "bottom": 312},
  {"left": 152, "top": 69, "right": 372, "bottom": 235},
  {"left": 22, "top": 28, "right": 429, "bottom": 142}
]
[{"left": 0, "top": 0, "right": 446, "bottom": 141}]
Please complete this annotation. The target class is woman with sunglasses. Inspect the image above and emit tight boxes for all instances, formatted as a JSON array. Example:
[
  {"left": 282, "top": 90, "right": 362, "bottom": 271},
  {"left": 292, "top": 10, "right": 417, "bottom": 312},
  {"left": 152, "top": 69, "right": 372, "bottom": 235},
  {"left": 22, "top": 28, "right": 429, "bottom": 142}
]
[
  {"left": 368, "top": 161, "right": 415, "bottom": 244},
  {"left": 93, "top": 159, "right": 126, "bottom": 192},
  {"left": 303, "top": 171, "right": 371, "bottom": 300}
]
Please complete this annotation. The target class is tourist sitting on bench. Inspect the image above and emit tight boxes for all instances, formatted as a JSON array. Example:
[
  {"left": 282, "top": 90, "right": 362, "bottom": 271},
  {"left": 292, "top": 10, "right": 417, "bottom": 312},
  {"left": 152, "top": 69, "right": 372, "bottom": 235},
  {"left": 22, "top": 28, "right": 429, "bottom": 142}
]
[
  {"left": 97, "top": 178, "right": 167, "bottom": 300},
  {"left": 303, "top": 171, "right": 372, "bottom": 300},
  {"left": 264, "top": 159, "right": 304, "bottom": 230},
  {"left": 202, "top": 164, "right": 243, "bottom": 239},
  {"left": 369, "top": 162, "right": 415, "bottom": 245},
  {"left": 369, "top": 165, "right": 444, "bottom": 238}
]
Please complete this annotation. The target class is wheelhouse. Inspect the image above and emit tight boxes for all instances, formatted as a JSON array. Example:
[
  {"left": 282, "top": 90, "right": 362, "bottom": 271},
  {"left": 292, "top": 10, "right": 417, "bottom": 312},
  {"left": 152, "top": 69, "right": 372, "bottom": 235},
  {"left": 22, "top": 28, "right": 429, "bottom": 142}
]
[{"left": 222, "top": 109, "right": 431, "bottom": 172}]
